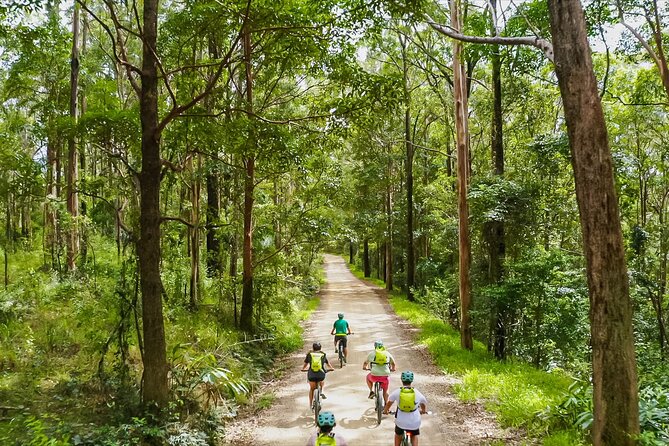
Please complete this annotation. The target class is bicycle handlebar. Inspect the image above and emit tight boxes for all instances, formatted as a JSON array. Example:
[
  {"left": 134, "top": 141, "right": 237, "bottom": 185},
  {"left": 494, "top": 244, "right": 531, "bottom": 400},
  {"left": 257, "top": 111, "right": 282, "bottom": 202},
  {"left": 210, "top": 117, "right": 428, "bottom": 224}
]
[{"left": 387, "top": 410, "right": 431, "bottom": 415}]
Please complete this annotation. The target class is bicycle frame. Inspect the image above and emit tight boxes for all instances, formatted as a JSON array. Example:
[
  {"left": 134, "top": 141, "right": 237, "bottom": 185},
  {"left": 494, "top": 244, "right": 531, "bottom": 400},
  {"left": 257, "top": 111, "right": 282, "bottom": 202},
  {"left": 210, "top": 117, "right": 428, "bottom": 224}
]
[
  {"left": 374, "top": 381, "right": 383, "bottom": 425},
  {"left": 337, "top": 339, "right": 345, "bottom": 367},
  {"left": 312, "top": 385, "right": 321, "bottom": 423}
]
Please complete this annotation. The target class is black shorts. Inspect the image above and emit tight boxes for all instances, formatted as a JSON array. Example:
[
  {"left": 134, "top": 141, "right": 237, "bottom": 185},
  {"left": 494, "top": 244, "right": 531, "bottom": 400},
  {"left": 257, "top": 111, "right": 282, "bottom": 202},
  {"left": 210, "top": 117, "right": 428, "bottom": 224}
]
[
  {"left": 395, "top": 426, "right": 420, "bottom": 436},
  {"left": 307, "top": 371, "right": 326, "bottom": 382},
  {"left": 334, "top": 335, "right": 347, "bottom": 348}
]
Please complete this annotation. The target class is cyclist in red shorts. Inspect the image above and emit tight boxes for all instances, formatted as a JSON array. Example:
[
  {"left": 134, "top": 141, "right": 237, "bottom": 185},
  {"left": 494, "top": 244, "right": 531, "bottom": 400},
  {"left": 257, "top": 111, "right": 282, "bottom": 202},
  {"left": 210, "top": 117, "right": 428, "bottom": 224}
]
[{"left": 362, "top": 339, "right": 396, "bottom": 404}]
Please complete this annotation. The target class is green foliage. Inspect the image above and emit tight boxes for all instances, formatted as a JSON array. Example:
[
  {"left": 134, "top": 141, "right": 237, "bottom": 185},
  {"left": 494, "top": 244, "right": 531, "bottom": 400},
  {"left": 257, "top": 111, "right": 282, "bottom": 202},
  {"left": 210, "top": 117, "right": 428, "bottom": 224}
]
[
  {"left": 637, "top": 381, "right": 669, "bottom": 445},
  {"left": 389, "top": 294, "right": 574, "bottom": 437}
]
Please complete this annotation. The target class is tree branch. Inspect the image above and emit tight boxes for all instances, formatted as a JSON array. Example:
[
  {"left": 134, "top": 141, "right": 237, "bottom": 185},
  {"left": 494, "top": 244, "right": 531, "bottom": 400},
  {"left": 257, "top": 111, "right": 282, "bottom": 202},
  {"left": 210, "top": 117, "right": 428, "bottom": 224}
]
[
  {"left": 425, "top": 15, "right": 554, "bottom": 62},
  {"left": 76, "top": 0, "right": 142, "bottom": 95}
]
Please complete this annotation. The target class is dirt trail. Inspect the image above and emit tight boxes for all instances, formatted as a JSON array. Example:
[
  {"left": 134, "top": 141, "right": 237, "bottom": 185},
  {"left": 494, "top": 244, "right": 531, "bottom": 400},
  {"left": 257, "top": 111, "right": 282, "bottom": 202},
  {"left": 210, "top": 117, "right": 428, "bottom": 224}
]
[{"left": 223, "top": 254, "right": 520, "bottom": 445}]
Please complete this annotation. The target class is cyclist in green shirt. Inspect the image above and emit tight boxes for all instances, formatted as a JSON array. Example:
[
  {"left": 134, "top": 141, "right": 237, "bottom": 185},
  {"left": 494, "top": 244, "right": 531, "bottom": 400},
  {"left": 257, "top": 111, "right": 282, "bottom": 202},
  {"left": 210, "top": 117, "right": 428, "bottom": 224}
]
[{"left": 330, "top": 313, "right": 353, "bottom": 363}]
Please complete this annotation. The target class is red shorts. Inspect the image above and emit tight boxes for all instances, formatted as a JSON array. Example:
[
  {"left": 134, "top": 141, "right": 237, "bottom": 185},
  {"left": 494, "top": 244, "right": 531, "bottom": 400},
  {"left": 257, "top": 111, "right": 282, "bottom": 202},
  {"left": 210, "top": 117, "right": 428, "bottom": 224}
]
[{"left": 366, "top": 373, "right": 390, "bottom": 391}]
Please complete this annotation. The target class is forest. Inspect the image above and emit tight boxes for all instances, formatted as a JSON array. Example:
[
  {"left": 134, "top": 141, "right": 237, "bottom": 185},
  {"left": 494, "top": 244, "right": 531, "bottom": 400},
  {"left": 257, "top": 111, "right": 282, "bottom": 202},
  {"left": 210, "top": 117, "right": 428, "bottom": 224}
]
[{"left": 0, "top": 0, "right": 668, "bottom": 444}]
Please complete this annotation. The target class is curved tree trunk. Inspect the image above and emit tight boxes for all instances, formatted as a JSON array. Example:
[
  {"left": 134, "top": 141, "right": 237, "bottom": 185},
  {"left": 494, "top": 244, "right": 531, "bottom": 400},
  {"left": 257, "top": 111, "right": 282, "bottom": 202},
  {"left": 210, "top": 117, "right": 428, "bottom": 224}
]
[{"left": 548, "top": 0, "right": 639, "bottom": 443}]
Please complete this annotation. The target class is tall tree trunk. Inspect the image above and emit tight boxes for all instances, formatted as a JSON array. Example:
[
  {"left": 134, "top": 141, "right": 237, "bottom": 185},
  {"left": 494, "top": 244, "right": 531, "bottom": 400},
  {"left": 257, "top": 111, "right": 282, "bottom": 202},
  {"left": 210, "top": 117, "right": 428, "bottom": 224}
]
[
  {"left": 273, "top": 179, "right": 282, "bottom": 250},
  {"left": 45, "top": 129, "right": 58, "bottom": 269},
  {"left": 400, "top": 32, "right": 416, "bottom": 302},
  {"left": 204, "top": 38, "right": 222, "bottom": 277},
  {"left": 386, "top": 152, "right": 394, "bottom": 291},
  {"left": 4, "top": 201, "right": 9, "bottom": 289},
  {"left": 137, "top": 0, "right": 168, "bottom": 408},
  {"left": 66, "top": 3, "right": 80, "bottom": 272},
  {"left": 548, "top": 0, "right": 639, "bottom": 443},
  {"left": 79, "top": 11, "right": 88, "bottom": 266},
  {"left": 230, "top": 231, "right": 239, "bottom": 328},
  {"left": 489, "top": 4, "right": 507, "bottom": 359},
  {"left": 452, "top": 0, "right": 472, "bottom": 350},
  {"left": 189, "top": 153, "right": 201, "bottom": 309},
  {"left": 363, "top": 238, "right": 370, "bottom": 277},
  {"left": 240, "top": 22, "right": 255, "bottom": 332},
  {"left": 206, "top": 171, "right": 221, "bottom": 276}
]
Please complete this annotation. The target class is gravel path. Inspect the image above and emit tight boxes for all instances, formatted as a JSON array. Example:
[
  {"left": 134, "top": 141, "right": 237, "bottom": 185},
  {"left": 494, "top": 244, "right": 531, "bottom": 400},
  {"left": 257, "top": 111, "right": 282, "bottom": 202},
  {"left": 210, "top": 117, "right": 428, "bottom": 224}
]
[{"left": 222, "top": 254, "right": 522, "bottom": 445}]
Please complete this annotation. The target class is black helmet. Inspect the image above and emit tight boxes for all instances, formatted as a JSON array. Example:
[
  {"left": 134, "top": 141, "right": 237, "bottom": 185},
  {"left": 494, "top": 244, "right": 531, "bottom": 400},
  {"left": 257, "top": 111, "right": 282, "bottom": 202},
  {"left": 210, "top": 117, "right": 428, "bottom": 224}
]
[{"left": 312, "top": 342, "right": 322, "bottom": 351}]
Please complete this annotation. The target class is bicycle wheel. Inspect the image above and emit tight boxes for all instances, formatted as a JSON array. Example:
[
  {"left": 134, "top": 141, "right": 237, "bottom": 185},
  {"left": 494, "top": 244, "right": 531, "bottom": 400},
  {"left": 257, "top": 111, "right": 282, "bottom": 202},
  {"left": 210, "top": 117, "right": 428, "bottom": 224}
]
[
  {"left": 375, "top": 382, "right": 383, "bottom": 425},
  {"left": 313, "top": 387, "right": 321, "bottom": 424},
  {"left": 338, "top": 343, "right": 344, "bottom": 368},
  {"left": 401, "top": 432, "right": 411, "bottom": 446}
]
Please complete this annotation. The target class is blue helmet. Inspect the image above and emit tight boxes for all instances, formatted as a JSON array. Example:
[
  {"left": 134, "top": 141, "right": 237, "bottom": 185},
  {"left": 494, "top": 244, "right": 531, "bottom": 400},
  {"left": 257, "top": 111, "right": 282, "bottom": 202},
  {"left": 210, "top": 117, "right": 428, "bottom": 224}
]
[
  {"left": 317, "top": 411, "right": 336, "bottom": 427},
  {"left": 401, "top": 370, "right": 414, "bottom": 383},
  {"left": 374, "top": 340, "right": 384, "bottom": 348}
]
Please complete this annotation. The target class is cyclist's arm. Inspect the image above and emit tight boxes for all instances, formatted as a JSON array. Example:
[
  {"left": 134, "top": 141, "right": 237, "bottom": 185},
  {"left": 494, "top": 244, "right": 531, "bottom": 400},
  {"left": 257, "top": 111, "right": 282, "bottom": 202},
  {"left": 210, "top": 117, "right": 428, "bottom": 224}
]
[
  {"left": 419, "top": 402, "right": 427, "bottom": 414},
  {"left": 301, "top": 353, "right": 310, "bottom": 371},
  {"left": 330, "top": 328, "right": 335, "bottom": 335},
  {"left": 382, "top": 399, "right": 393, "bottom": 414},
  {"left": 389, "top": 356, "right": 396, "bottom": 372}
]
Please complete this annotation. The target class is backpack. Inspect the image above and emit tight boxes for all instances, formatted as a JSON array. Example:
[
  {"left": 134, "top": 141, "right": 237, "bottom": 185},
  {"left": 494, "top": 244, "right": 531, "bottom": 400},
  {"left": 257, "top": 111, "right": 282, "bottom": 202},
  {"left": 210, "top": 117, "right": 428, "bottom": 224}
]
[
  {"left": 373, "top": 347, "right": 388, "bottom": 365},
  {"left": 398, "top": 387, "right": 417, "bottom": 412},
  {"left": 310, "top": 352, "right": 324, "bottom": 372},
  {"left": 315, "top": 432, "right": 336, "bottom": 446}
]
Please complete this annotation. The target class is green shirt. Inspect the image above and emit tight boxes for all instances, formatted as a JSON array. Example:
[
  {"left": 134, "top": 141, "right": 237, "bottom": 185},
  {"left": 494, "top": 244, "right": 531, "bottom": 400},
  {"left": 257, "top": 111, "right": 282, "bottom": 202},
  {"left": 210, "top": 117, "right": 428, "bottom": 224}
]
[{"left": 333, "top": 319, "right": 349, "bottom": 335}]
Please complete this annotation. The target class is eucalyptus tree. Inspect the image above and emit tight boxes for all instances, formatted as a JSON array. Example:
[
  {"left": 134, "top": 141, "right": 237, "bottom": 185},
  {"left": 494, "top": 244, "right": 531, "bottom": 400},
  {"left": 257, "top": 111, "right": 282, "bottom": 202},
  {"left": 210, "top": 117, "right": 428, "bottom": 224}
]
[
  {"left": 66, "top": 2, "right": 81, "bottom": 272},
  {"left": 2, "top": 11, "right": 71, "bottom": 269},
  {"left": 605, "top": 62, "right": 669, "bottom": 359},
  {"left": 614, "top": 0, "right": 669, "bottom": 103},
  {"left": 425, "top": 0, "right": 639, "bottom": 441},
  {"left": 76, "top": 0, "right": 244, "bottom": 408}
]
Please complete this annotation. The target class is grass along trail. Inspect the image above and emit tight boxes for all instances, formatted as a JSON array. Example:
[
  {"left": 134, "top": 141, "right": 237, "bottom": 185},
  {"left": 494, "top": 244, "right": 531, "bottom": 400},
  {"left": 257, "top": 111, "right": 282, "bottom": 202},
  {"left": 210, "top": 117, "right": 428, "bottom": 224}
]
[{"left": 223, "top": 254, "right": 519, "bottom": 445}]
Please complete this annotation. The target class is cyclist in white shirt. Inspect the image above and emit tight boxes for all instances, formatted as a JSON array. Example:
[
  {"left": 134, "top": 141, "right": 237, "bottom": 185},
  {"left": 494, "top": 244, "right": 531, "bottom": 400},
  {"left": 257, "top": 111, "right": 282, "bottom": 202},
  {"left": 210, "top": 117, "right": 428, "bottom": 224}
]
[{"left": 383, "top": 370, "right": 428, "bottom": 446}]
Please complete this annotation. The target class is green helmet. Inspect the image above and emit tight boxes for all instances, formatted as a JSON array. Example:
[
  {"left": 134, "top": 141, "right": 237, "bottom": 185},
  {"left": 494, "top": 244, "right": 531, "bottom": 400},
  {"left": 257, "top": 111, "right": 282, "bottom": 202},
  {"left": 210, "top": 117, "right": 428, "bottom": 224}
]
[
  {"left": 338, "top": 313, "right": 344, "bottom": 319},
  {"left": 317, "top": 411, "right": 336, "bottom": 427},
  {"left": 401, "top": 370, "right": 414, "bottom": 383}
]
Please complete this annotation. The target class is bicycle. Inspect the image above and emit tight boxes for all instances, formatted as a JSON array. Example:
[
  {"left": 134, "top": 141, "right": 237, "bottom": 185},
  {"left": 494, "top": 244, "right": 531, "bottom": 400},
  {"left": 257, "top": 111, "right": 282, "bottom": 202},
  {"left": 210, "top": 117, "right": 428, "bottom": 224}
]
[
  {"left": 303, "top": 369, "right": 332, "bottom": 424},
  {"left": 388, "top": 410, "right": 431, "bottom": 445},
  {"left": 363, "top": 363, "right": 388, "bottom": 425},
  {"left": 335, "top": 333, "right": 353, "bottom": 368}
]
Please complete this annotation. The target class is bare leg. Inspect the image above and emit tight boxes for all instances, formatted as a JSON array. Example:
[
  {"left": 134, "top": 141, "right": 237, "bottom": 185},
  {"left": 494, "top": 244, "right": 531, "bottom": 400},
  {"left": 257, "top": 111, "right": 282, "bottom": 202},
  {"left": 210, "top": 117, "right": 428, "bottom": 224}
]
[
  {"left": 411, "top": 434, "right": 418, "bottom": 446},
  {"left": 394, "top": 434, "right": 402, "bottom": 446},
  {"left": 366, "top": 375, "right": 373, "bottom": 392}
]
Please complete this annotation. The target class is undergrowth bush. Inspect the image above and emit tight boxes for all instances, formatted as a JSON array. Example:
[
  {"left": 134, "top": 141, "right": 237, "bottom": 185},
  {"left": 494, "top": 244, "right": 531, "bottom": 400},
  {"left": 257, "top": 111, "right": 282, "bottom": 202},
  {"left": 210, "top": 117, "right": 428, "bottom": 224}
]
[{"left": 0, "top": 236, "right": 324, "bottom": 445}]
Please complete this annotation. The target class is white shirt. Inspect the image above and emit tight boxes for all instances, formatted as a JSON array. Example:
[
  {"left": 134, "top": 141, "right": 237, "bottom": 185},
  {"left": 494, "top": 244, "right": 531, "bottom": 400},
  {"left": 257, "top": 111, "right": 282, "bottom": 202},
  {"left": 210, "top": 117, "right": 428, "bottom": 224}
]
[
  {"left": 387, "top": 387, "right": 427, "bottom": 431},
  {"left": 305, "top": 431, "right": 348, "bottom": 446}
]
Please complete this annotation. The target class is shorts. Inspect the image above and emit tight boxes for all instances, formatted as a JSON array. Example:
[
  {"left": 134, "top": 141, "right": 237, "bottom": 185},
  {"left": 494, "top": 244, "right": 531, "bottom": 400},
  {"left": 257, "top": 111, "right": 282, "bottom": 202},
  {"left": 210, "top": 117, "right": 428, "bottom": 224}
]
[
  {"left": 395, "top": 426, "right": 420, "bottom": 436},
  {"left": 308, "top": 371, "right": 326, "bottom": 382},
  {"left": 366, "top": 373, "right": 390, "bottom": 391},
  {"left": 334, "top": 335, "right": 347, "bottom": 348}
]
